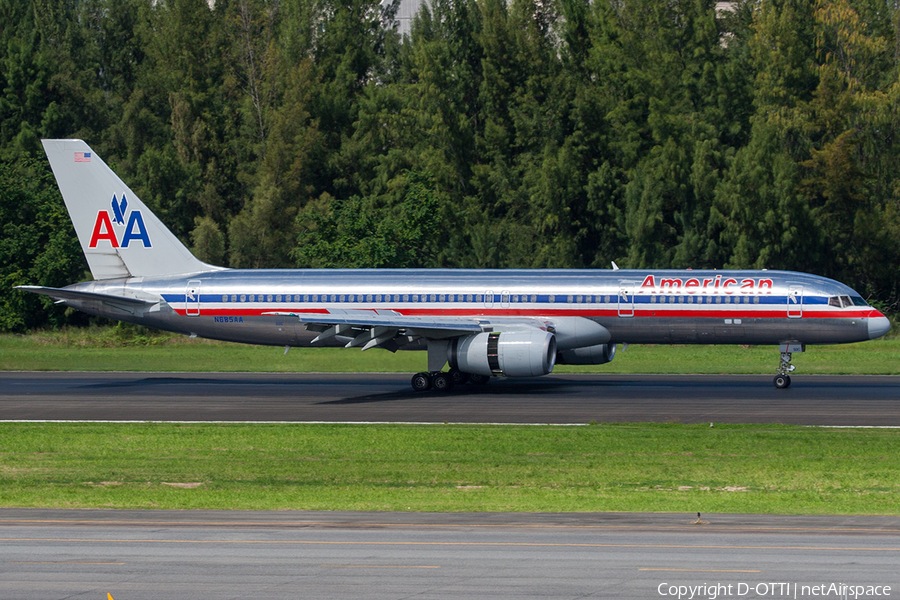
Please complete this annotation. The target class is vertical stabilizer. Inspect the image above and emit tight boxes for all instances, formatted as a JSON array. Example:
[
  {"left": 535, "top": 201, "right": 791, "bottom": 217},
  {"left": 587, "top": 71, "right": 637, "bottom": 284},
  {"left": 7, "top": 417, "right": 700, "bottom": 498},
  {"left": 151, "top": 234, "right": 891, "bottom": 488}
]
[{"left": 42, "top": 139, "right": 220, "bottom": 280}]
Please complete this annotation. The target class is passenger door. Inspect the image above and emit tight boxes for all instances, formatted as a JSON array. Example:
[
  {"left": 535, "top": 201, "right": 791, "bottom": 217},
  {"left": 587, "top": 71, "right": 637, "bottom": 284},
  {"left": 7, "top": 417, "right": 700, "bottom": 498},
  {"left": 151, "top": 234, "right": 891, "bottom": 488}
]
[
  {"left": 185, "top": 279, "right": 201, "bottom": 316},
  {"left": 787, "top": 285, "right": 803, "bottom": 319},
  {"left": 618, "top": 282, "right": 635, "bottom": 318}
]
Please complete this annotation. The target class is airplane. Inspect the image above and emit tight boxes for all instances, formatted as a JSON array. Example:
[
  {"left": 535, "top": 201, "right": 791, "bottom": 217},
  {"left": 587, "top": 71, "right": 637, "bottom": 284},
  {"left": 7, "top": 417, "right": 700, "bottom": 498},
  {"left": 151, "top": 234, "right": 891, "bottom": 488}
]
[{"left": 17, "top": 139, "right": 891, "bottom": 391}]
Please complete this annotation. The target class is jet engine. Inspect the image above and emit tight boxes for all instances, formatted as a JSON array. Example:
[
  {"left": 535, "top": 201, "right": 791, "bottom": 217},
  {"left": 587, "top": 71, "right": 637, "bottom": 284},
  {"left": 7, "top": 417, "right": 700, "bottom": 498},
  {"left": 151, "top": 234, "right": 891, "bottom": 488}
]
[
  {"left": 556, "top": 343, "right": 617, "bottom": 365},
  {"left": 449, "top": 331, "right": 557, "bottom": 377}
]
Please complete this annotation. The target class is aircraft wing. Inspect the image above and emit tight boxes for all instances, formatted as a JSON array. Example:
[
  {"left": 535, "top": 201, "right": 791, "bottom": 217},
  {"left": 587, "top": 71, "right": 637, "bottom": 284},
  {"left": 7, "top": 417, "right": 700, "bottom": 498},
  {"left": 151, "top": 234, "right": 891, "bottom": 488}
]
[
  {"left": 262, "top": 309, "right": 492, "bottom": 352},
  {"left": 16, "top": 285, "right": 159, "bottom": 316}
]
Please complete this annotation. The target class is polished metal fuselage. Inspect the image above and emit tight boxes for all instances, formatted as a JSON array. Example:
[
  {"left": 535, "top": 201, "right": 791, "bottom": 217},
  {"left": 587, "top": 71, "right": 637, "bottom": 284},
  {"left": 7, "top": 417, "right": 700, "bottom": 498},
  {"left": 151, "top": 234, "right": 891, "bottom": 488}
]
[{"left": 59, "top": 268, "right": 881, "bottom": 349}]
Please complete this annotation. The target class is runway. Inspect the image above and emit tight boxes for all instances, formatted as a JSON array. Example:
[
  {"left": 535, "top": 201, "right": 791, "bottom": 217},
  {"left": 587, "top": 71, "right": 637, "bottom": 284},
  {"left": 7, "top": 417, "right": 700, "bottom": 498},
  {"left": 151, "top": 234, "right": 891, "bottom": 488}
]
[
  {"left": 1, "top": 372, "right": 899, "bottom": 425},
  {"left": 2, "top": 509, "right": 898, "bottom": 600}
]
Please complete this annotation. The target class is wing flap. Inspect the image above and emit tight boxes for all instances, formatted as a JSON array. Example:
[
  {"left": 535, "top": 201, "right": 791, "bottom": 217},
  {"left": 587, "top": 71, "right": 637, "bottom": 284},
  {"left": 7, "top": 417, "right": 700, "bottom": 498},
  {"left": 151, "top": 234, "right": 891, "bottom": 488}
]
[
  {"left": 262, "top": 309, "right": 487, "bottom": 351},
  {"left": 263, "top": 309, "right": 485, "bottom": 335}
]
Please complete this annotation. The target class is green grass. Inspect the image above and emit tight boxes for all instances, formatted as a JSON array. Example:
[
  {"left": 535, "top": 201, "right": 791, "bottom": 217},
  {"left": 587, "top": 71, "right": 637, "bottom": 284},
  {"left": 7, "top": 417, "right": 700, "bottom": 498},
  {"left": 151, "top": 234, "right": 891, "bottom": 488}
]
[
  {"left": 1, "top": 326, "right": 898, "bottom": 374},
  {"left": 1, "top": 422, "right": 898, "bottom": 514}
]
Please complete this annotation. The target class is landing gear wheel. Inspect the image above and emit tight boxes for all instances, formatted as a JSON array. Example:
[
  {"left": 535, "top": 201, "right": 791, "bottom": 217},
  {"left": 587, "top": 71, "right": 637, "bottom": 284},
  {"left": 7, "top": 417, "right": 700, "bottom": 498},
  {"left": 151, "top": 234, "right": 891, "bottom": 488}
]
[
  {"left": 411, "top": 372, "right": 432, "bottom": 392},
  {"left": 773, "top": 374, "right": 791, "bottom": 389},
  {"left": 431, "top": 372, "right": 454, "bottom": 392},
  {"left": 448, "top": 368, "right": 469, "bottom": 386},
  {"left": 468, "top": 373, "right": 491, "bottom": 385},
  {"left": 774, "top": 346, "right": 800, "bottom": 389}
]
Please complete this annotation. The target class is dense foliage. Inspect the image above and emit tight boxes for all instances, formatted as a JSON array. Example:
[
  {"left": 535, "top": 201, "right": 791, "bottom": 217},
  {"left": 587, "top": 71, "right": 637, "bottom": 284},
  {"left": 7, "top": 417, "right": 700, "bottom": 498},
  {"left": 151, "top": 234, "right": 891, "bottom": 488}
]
[{"left": 1, "top": 0, "right": 899, "bottom": 331}]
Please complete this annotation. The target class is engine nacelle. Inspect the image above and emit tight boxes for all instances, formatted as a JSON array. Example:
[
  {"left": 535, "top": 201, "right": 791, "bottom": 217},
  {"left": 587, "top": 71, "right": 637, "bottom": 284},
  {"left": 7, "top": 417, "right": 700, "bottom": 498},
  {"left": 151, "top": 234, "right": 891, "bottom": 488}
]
[
  {"left": 450, "top": 331, "right": 557, "bottom": 377},
  {"left": 547, "top": 317, "right": 610, "bottom": 350},
  {"left": 557, "top": 343, "right": 617, "bottom": 365}
]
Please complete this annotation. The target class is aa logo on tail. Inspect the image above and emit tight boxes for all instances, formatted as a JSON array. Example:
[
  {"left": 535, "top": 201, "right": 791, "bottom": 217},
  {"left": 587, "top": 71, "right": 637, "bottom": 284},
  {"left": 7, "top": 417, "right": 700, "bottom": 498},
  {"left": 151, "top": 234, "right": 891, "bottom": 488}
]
[{"left": 89, "top": 194, "right": 152, "bottom": 248}]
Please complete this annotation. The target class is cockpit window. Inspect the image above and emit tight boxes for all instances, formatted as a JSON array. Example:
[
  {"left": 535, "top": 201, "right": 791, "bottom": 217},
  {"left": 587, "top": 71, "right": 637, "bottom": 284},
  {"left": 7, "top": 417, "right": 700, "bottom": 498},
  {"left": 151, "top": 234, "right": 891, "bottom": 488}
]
[
  {"left": 840, "top": 295, "right": 852, "bottom": 308},
  {"left": 850, "top": 296, "right": 868, "bottom": 307},
  {"left": 828, "top": 296, "right": 841, "bottom": 308}
]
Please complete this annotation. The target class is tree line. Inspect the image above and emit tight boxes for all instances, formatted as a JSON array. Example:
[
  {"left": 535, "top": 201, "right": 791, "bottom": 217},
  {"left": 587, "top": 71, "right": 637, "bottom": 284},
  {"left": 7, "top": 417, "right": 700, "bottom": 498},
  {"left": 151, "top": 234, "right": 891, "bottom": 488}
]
[{"left": 1, "top": 0, "right": 899, "bottom": 331}]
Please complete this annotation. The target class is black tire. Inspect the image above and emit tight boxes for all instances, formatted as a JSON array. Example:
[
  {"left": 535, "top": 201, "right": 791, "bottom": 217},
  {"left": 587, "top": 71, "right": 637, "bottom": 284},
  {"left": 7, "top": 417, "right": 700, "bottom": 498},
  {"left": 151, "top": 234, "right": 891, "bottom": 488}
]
[
  {"left": 431, "top": 372, "right": 454, "bottom": 392},
  {"left": 774, "top": 374, "right": 791, "bottom": 389},
  {"left": 411, "top": 372, "right": 432, "bottom": 392},
  {"left": 448, "top": 368, "right": 469, "bottom": 385},
  {"left": 468, "top": 373, "right": 491, "bottom": 385}
]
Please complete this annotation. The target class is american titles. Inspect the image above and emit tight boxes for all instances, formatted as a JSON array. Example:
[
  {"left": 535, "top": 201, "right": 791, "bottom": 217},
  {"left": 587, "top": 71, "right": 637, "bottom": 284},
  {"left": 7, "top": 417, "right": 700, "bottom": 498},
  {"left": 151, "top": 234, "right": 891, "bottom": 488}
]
[{"left": 640, "top": 274, "right": 773, "bottom": 294}]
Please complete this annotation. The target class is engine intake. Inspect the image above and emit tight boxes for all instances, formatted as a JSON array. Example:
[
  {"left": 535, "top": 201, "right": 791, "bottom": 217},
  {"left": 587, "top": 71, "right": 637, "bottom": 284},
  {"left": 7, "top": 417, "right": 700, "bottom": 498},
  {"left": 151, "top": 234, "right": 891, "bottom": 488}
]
[{"left": 450, "top": 331, "right": 557, "bottom": 377}]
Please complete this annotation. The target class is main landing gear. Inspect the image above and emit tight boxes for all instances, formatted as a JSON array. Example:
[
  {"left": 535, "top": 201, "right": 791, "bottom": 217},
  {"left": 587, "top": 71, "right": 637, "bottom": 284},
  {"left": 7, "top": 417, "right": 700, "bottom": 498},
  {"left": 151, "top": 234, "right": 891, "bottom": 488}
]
[
  {"left": 774, "top": 343, "right": 805, "bottom": 389},
  {"left": 410, "top": 369, "right": 491, "bottom": 392}
]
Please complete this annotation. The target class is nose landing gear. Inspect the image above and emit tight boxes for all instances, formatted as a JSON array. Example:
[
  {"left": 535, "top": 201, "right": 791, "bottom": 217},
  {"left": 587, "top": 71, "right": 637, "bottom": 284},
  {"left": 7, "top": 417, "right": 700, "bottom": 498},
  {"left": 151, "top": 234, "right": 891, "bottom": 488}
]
[{"left": 774, "top": 343, "right": 804, "bottom": 389}]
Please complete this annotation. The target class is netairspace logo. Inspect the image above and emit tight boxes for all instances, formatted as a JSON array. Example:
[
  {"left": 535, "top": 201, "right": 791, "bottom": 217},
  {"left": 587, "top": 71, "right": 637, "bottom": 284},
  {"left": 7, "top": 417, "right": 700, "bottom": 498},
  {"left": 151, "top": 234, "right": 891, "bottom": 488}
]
[
  {"left": 89, "top": 194, "right": 152, "bottom": 248},
  {"left": 657, "top": 582, "right": 892, "bottom": 600}
]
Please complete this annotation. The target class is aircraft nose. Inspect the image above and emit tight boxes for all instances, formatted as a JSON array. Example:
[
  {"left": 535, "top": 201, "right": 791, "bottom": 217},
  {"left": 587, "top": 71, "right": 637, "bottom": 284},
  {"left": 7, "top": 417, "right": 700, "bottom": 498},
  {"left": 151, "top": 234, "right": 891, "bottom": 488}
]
[{"left": 868, "top": 315, "right": 891, "bottom": 340}]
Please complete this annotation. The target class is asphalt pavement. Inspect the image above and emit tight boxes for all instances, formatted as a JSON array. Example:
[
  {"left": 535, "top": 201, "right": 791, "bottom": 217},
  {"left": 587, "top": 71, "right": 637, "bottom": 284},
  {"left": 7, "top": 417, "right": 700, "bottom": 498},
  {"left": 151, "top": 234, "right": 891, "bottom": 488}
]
[
  {"left": 2, "top": 509, "right": 899, "bottom": 600},
  {"left": 1, "top": 372, "right": 899, "bottom": 425}
]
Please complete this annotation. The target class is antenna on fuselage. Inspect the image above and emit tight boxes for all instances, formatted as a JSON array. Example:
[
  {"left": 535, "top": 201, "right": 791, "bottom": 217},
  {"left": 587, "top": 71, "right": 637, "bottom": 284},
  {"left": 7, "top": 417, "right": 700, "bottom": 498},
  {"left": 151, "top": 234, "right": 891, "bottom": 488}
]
[{"left": 611, "top": 261, "right": 619, "bottom": 270}]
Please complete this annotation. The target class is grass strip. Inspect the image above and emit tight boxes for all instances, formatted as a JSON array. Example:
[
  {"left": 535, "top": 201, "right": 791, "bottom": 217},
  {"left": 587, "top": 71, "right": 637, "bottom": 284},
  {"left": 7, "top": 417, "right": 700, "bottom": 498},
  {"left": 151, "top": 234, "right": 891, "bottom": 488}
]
[
  {"left": 1, "top": 422, "right": 898, "bottom": 515},
  {"left": 1, "top": 330, "right": 898, "bottom": 374}
]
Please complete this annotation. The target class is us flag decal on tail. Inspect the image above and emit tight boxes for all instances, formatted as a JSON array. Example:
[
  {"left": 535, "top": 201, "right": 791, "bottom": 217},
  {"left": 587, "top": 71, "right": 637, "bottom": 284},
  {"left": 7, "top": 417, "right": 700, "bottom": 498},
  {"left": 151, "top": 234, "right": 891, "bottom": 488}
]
[{"left": 74, "top": 151, "right": 91, "bottom": 162}]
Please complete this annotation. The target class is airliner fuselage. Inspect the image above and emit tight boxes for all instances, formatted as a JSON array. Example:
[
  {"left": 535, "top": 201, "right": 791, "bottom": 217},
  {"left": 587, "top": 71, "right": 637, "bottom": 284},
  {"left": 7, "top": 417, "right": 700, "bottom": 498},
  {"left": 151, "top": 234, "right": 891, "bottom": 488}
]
[{"left": 60, "top": 268, "right": 885, "bottom": 348}]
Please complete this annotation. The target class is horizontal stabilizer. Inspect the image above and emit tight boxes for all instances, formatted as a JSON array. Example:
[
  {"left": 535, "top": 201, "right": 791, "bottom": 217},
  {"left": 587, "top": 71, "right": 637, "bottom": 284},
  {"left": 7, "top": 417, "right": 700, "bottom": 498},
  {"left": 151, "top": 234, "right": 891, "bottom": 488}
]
[{"left": 16, "top": 285, "right": 158, "bottom": 316}]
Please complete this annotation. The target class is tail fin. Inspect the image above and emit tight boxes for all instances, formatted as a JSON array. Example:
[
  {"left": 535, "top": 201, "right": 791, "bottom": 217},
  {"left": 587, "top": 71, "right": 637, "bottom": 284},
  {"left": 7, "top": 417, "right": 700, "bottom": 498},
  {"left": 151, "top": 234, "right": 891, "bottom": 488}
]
[{"left": 42, "top": 139, "right": 221, "bottom": 280}]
